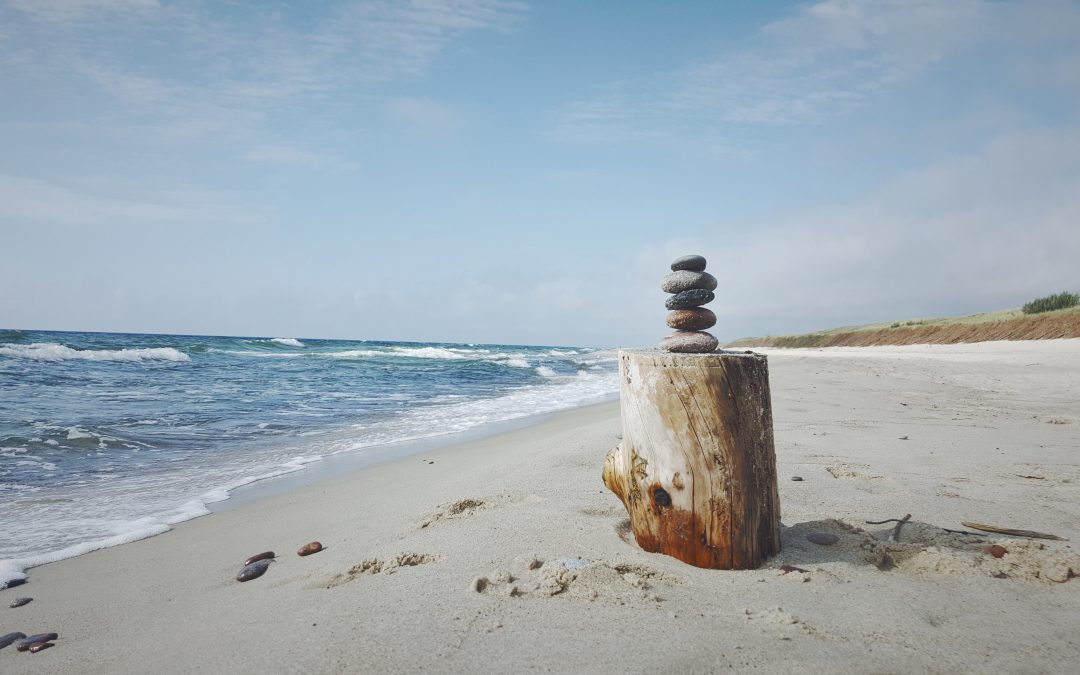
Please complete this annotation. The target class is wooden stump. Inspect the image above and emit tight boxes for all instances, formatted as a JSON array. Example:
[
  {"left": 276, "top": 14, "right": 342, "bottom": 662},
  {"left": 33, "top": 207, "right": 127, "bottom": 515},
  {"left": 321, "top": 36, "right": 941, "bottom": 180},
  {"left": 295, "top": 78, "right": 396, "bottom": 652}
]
[{"left": 603, "top": 349, "right": 781, "bottom": 569}]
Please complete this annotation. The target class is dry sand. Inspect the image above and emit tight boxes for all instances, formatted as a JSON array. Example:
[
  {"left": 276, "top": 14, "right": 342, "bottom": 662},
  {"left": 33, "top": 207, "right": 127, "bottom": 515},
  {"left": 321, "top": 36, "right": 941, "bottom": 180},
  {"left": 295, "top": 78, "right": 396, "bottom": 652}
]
[{"left": 2, "top": 340, "right": 1079, "bottom": 673}]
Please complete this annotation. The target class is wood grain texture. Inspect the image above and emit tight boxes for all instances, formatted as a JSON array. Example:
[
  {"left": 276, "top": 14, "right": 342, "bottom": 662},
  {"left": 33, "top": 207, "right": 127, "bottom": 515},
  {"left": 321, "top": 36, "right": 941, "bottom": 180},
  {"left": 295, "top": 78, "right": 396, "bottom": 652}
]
[{"left": 603, "top": 349, "right": 781, "bottom": 569}]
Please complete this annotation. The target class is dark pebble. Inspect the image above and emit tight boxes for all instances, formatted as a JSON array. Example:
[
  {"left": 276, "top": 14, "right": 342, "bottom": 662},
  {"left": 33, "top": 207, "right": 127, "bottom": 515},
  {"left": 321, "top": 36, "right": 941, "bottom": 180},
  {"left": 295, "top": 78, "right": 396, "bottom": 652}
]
[
  {"left": 297, "top": 541, "right": 324, "bottom": 557},
  {"left": 666, "top": 307, "right": 716, "bottom": 331},
  {"left": 806, "top": 532, "right": 840, "bottom": 546},
  {"left": 9, "top": 597, "right": 32, "bottom": 608},
  {"left": 243, "top": 551, "right": 275, "bottom": 566},
  {"left": 2, "top": 578, "right": 26, "bottom": 590},
  {"left": 665, "top": 289, "right": 715, "bottom": 310},
  {"left": 791, "top": 476, "right": 804, "bottom": 481},
  {"left": 0, "top": 632, "right": 27, "bottom": 649},
  {"left": 16, "top": 633, "right": 58, "bottom": 651},
  {"left": 661, "top": 270, "right": 718, "bottom": 294},
  {"left": 987, "top": 545, "right": 1008, "bottom": 558},
  {"left": 28, "top": 642, "right": 53, "bottom": 653},
  {"left": 236, "top": 558, "right": 274, "bottom": 582},
  {"left": 659, "top": 331, "right": 718, "bottom": 354},
  {"left": 670, "top": 254, "right": 706, "bottom": 272}
]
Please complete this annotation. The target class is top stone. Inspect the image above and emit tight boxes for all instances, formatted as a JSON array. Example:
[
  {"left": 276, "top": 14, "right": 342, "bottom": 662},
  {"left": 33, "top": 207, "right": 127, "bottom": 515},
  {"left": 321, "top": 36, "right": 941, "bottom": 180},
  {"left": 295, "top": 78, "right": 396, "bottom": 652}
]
[{"left": 671, "top": 254, "right": 706, "bottom": 272}]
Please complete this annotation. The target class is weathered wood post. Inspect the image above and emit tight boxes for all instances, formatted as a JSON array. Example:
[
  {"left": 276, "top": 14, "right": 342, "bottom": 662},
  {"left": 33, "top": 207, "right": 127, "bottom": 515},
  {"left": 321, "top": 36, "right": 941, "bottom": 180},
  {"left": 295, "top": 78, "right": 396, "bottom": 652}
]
[{"left": 603, "top": 254, "right": 780, "bottom": 569}]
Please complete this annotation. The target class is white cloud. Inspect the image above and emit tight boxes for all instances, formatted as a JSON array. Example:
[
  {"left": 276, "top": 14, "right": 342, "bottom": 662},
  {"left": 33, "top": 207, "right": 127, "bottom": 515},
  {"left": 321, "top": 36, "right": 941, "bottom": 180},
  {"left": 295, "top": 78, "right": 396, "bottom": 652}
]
[
  {"left": 666, "top": 127, "right": 1080, "bottom": 338},
  {"left": 558, "top": 0, "right": 1077, "bottom": 142}
]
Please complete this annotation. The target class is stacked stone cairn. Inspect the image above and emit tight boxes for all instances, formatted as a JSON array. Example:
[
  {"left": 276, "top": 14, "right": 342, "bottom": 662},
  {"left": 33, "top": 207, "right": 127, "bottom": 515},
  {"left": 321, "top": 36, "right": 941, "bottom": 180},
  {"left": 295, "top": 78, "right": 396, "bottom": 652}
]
[{"left": 659, "top": 254, "right": 719, "bottom": 353}]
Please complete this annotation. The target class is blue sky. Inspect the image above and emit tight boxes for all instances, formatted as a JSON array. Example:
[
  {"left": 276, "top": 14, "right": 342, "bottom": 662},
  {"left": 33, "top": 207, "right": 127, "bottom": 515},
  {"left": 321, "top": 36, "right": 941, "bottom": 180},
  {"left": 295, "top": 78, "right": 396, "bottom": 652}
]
[{"left": 2, "top": 0, "right": 1079, "bottom": 347}]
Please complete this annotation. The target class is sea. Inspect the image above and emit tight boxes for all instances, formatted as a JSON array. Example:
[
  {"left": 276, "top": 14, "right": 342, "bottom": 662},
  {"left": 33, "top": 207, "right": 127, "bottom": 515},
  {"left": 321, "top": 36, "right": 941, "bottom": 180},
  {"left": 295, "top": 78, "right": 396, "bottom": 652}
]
[{"left": 0, "top": 329, "right": 619, "bottom": 586}]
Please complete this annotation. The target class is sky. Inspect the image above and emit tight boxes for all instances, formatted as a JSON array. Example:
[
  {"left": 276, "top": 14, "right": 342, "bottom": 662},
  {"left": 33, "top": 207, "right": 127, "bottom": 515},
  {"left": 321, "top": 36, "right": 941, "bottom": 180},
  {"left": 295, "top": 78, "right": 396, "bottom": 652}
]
[{"left": 2, "top": 0, "right": 1079, "bottom": 347}]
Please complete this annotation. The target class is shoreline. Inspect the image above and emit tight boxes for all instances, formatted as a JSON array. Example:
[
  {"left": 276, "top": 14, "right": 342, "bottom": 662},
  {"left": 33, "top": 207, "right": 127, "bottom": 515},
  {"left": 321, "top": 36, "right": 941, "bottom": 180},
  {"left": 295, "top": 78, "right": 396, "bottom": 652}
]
[
  {"left": 1, "top": 393, "right": 619, "bottom": 587},
  {"left": 3, "top": 341, "right": 1079, "bottom": 673}
]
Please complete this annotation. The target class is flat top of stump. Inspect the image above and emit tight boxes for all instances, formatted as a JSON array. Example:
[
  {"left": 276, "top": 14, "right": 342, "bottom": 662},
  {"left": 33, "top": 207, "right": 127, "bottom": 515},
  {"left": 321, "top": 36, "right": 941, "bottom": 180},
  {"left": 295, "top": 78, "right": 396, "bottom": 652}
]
[{"left": 618, "top": 348, "right": 767, "bottom": 365}]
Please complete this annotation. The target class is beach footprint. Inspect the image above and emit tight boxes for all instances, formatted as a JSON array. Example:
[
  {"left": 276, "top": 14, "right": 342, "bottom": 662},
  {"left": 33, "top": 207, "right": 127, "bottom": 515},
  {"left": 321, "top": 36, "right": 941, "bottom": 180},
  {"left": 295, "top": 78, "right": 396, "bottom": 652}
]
[{"left": 325, "top": 552, "right": 442, "bottom": 588}]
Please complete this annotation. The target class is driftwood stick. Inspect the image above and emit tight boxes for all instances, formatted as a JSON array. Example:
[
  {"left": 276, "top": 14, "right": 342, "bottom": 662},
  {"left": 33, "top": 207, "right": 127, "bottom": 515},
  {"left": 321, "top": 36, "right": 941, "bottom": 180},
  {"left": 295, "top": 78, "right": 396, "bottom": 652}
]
[
  {"left": 865, "top": 513, "right": 912, "bottom": 542},
  {"left": 942, "top": 528, "right": 989, "bottom": 537},
  {"left": 960, "top": 522, "right": 1068, "bottom": 541}
]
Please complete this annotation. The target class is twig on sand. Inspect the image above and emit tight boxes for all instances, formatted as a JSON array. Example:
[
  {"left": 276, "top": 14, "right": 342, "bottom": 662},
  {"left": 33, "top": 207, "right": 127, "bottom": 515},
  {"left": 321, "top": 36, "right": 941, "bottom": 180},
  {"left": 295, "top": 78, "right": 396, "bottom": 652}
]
[
  {"left": 942, "top": 528, "right": 988, "bottom": 537},
  {"left": 865, "top": 513, "right": 912, "bottom": 542},
  {"left": 960, "top": 522, "right": 1068, "bottom": 541}
]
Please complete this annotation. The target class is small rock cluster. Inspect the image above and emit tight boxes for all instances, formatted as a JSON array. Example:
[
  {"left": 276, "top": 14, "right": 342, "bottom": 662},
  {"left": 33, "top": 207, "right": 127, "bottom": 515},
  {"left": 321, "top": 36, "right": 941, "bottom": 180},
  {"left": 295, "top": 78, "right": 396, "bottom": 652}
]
[{"left": 659, "top": 254, "right": 718, "bottom": 353}]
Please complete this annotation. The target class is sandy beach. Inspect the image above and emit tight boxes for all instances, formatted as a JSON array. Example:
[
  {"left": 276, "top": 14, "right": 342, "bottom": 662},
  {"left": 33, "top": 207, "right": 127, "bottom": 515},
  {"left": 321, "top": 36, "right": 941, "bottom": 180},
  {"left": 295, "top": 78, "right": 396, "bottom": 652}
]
[{"left": 3, "top": 340, "right": 1079, "bottom": 673}]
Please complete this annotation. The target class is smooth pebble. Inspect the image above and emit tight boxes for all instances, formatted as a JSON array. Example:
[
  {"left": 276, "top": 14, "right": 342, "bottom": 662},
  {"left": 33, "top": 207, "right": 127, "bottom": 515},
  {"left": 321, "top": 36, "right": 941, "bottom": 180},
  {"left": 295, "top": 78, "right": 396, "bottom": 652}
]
[
  {"left": 665, "top": 289, "right": 715, "bottom": 310},
  {"left": 243, "top": 551, "right": 275, "bottom": 566},
  {"left": 16, "top": 633, "right": 58, "bottom": 651},
  {"left": 790, "top": 476, "right": 804, "bottom": 482},
  {"left": 666, "top": 307, "right": 716, "bottom": 331},
  {"left": 297, "top": 541, "right": 323, "bottom": 557},
  {"left": 659, "top": 331, "right": 718, "bottom": 354},
  {"left": 9, "top": 597, "right": 32, "bottom": 608},
  {"left": 670, "top": 254, "right": 706, "bottom": 272},
  {"left": 661, "top": 270, "right": 718, "bottom": 294},
  {"left": 0, "top": 632, "right": 27, "bottom": 650},
  {"left": 236, "top": 558, "right": 274, "bottom": 582},
  {"left": 806, "top": 532, "right": 840, "bottom": 546}
]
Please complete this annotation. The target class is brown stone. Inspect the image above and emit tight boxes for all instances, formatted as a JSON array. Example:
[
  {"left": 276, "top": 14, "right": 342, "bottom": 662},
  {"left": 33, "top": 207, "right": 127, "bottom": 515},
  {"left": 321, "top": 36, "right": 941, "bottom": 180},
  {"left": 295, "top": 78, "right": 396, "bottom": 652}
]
[
  {"left": 243, "top": 551, "right": 275, "bottom": 566},
  {"left": 987, "top": 545, "right": 1007, "bottom": 558},
  {"left": 806, "top": 532, "right": 840, "bottom": 546},
  {"left": 666, "top": 308, "right": 716, "bottom": 331},
  {"left": 28, "top": 642, "right": 53, "bottom": 653},
  {"left": 658, "top": 331, "right": 718, "bottom": 353},
  {"left": 297, "top": 541, "right": 324, "bottom": 556}
]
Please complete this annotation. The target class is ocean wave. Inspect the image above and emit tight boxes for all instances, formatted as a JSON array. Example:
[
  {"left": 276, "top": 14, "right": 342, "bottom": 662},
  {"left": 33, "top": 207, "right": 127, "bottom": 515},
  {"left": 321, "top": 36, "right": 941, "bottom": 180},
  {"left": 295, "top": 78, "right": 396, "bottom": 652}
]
[
  {"left": 535, "top": 366, "right": 557, "bottom": 377},
  {"left": 272, "top": 338, "right": 304, "bottom": 347},
  {"left": 0, "top": 343, "right": 190, "bottom": 363},
  {"left": 387, "top": 346, "right": 469, "bottom": 360}
]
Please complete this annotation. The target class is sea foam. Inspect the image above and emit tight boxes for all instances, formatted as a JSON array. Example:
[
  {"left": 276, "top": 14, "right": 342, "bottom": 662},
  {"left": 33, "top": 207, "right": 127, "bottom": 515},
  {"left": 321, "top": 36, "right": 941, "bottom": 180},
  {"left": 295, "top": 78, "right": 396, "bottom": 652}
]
[{"left": 0, "top": 343, "right": 190, "bottom": 363}]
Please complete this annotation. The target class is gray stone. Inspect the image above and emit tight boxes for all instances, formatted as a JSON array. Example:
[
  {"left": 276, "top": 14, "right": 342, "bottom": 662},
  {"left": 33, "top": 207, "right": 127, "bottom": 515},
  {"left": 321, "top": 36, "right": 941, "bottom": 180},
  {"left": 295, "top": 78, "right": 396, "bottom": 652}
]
[
  {"left": 806, "top": 532, "right": 839, "bottom": 546},
  {"left": 665, "top": 289, "right": 714, "bottom": 310},
  {"left": 670, "top": 254, "right": 706, "bottom": 272},
  {"left": 0, "top": 632, "right": 27, "bottom": 650},
  {"left": 791, "top": 476, "right": 804, "bottom": 482},
  {"left": 666, "top": 308, "right": 716, "bottom": 331},
  {"left": 661, "top": 270, "right": 717, "bottom": 294},
  {"left": 659, "top": 331, "right": 718, "bottom": 353},
  {"left": 236, "top": 558, "right": 274, "bottom": 582},
  {"left": 9, "top": 596, "right": 32, "bottom": 608}
]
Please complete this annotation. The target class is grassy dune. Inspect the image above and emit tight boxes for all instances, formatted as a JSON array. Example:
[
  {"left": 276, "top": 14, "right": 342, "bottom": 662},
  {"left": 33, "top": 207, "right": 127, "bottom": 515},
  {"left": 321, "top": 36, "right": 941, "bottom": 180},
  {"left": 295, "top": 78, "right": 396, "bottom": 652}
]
[{"left": 727, "top": 305, "right": 1080, "bottom": 348}]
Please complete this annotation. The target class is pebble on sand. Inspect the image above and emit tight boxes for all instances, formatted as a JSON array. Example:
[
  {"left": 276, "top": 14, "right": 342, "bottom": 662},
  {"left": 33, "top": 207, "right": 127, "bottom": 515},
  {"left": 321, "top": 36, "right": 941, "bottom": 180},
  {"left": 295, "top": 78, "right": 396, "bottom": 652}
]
[
  {"left": 16, "top": 633, "right": 58, "bottom": 651},
  {"left": 298, "top": 542, "right": 324, "bottom": 557},
  {"left": 660, "top": 270, "right": 718, "bottom": 294},
  {"left": 670, "top": 254, "right": 707, "bottom": 272},
  {"left": 665, "top": 289, "right": 715, "bottom": 310},
  {"left": 236, "top": 558, "right": 274, "bottom": 582},
  {"left": 0, "top": 632, "right": 27, "bottom": 650},
  {"left": 791, "top": 476, "right": 804, "bottom": 481},
  {"left": 659, "top": 331, "right": 718, "bottom": 354},
  {"left": 9, "top": 597, "right": 32, "bottom": 608},
  {"left": 243, "top": 551, "right": 275, "bottom": 566},
  {"left": 666, "top": 307, "right": 717, "bottom": 331},
  {"left": 28, "top": 642, "right": 53, "bottom": 653},
  {"left": 806, "top": 532, "right": 840, "bottom": 546},
  {"left": 987, "top": 545, "right": 1008, "bottom": 558}
]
